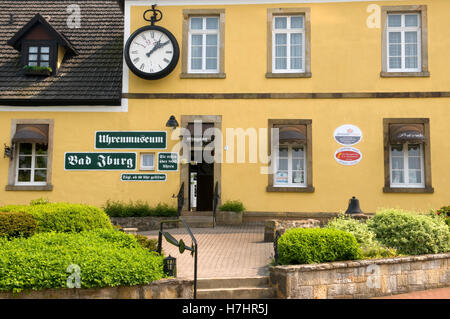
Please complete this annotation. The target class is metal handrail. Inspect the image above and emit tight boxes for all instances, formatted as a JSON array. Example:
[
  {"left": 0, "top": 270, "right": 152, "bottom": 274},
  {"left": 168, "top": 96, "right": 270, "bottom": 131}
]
[
  {"left": 212, "top": 181, "right": 220, "bottom": 228},
  {"left": 157, "top": 218, "right": 198, "bottom": 299}
]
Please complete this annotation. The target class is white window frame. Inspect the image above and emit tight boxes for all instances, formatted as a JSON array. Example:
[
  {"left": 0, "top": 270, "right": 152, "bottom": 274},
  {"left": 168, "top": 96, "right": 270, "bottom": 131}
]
[
  {"left": 386, "top": 13, "right": 422, "bottom": 73},
  {"left": 272, "top": 15, "right": 305, "bottom": 74},
  {"left": 274, "top": 144, "right": 307, "bottom": 188},
  {"left": 390, "top": 143, "right": 425, "bottom": 188},
  {"left": 140, "top": 153, "right": 155, "bottom": 171},
  {"left": 188, "top": 16, "right": 220, "bottom": 74},
  {"left": 15, "top": 142, "right": 48, "bottom": 186}
]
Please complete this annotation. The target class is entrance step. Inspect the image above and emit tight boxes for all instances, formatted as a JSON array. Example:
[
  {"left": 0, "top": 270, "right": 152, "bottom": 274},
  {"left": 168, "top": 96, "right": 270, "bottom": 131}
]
[
  {"left": 197, "top": 276, "right": 277, "bottom": 299},
  {"left": 181, "top": 211, "right": 213, "bottom": 217},
  {"left": 181, "top": 216, "right": 214, "bottom": 228}
]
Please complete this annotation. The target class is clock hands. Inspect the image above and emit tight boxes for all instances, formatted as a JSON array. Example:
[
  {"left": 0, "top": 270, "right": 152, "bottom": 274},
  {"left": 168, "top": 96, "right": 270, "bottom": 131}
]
[{"left": 146, "top": 40, "right": 171, "bottom": 58}]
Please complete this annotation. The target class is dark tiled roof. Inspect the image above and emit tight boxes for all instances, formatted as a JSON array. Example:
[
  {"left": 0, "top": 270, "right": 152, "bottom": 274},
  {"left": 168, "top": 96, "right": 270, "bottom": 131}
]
[{"left": 0, "top": 0, "right": 123, "bottom": 106}]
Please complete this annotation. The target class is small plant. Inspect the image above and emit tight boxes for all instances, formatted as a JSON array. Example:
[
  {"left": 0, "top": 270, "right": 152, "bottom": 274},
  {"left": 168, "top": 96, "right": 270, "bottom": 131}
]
[
  {"left": 436, "top": 206, "right": 450, "bottom": 227},
  {"left": 277, "top": 228, "right": 361, "bottom": 265},
  {"left": 22, "top": 65, "right": 53, "bottom": 74},
  {"left": 219, "top": 200, "right": 245, "bottom": 213},
  {"left": 134, "top": 234, "right": 158, "bottom": 252},
  {"left": 29, "top": 198, "right": 50, "bottom": 206}
]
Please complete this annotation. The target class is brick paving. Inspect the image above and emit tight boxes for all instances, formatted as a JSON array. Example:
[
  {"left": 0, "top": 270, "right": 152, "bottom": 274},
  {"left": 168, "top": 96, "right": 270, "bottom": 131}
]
[
  {"left": 139, "top": 222, "right": 274, "bottom": 279},
  {"left": 375, "top": 287, "right": 450, "bottom": 299}
]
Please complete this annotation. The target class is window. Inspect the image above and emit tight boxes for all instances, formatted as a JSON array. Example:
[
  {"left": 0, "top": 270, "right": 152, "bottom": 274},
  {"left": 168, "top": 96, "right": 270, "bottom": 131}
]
[
  {"left": 27, "top": 45, "right": 50, "bottom": 67},
  {"left": 267, "top": 119, "right": 314, "bottom": 193},
  {"left": 181, "top": 9, "right": 225, "bottom": 78},
  {"left": 272, "top": 16, "right": 305, "bottom": 73},
  {"left": 6, "top": 120, "right": 54, "bottom": 191},
  {"left": 383, "top": 118, "right": 433, "bottom": 193},
  {"left": 381, "top": 6, "right": 429, "bottom": 77},
  {"left": 15, "top": 143, "right": 48, "bottom": 185},
  {"left": 390, "top": 144, "right": 424, "bottom": 188},
  {"left": 274, "top": 145, "right": 306, "bottom": 187},
  {"left": 140, "top": 153, "right": 155, "bottom": 171},
  {"left": 267, "top": 8, "right": 311, "bottom": 78}
]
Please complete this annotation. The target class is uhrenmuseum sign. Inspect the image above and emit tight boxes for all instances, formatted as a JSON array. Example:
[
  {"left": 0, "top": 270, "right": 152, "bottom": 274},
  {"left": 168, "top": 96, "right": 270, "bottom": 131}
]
[{"left": 95, "top": 131, "right": 167, "bottom": 149}]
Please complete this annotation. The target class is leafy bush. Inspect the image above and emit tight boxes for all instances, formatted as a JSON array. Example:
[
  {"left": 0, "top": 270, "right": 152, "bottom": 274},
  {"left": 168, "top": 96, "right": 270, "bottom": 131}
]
[
  {"left": 368, "top": 208, "right": 450, "bottom": 255},
  {"left": 0, "top": 203, "right": 112, "bottom": 233},
  {"left": 0, "top": 229, "right": 165, "bottom": 293},
  {"left": 29, "top": 198, "right": 50, "bottom": 206},
  {"left": 134, "top": 234, "right": 158, "bottom": 252},
  {"left": 219, "top": 200, "right": 245, "bottom": 213},
  {"left": 0, "top": 212, "right": 38, "bottom": 239},
  {"left": 326, "top": 215, "right": 399, "bottom": 259},
  {"left": 103, "top": 200, "right": 177, "bottom": 217},
  {"left": 277, "top": 228, "right": 361, "bottom": 265},
  {"left": 436, "top": 206, "right": 450, "bottom": 227}
]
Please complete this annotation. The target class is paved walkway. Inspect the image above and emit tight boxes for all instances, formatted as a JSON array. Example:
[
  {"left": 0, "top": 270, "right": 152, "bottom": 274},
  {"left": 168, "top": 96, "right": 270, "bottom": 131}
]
[
  {"left": 140, "top": 222, "right": 274, "bottom": 279},
  {"left": 375, "top": 287, "right": 450, "bottom": 299}
]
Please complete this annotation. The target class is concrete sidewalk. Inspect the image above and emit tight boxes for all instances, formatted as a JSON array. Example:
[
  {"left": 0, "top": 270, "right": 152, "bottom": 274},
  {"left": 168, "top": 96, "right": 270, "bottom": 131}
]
[{"left": 139, "top": 222, "right": 274, "bottom": 279}]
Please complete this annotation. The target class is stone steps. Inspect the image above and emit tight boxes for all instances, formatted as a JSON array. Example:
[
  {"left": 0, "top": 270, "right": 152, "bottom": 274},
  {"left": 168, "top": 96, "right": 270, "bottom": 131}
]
[
  {"left": 181, "top": 216, "right": 214, "bottom": 228},
  {"left": 197, "top": 276, "right": 277, "bottom": 299}
]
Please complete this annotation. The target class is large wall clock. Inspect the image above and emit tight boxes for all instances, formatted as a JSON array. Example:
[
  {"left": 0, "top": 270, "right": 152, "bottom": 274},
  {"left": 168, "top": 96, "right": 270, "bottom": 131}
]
[{"left": 124, "top": 7, "right": 180, "bottom": 80}]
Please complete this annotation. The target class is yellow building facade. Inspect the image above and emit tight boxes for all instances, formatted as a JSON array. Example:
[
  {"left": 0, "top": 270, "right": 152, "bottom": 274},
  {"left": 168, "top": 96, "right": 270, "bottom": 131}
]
[{"left": 1, "top": 0, "right": 449, "bottom": 214}]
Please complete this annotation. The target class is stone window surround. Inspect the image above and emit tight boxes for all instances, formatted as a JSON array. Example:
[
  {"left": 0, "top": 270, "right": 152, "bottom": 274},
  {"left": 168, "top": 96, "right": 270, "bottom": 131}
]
[
  {"left": 381, "top": 5, "right": 429, "bottom": 78},
  {"left": 383, "top": 118, "right": 433, "bottom": 194},
  {"left": 266, "top": 7, "right": 312, "bottom": 78},
  {"left": 180, "top": 9, "right": 226, "bottom": 79},
  {"left": 267, "top": 119, "right": 314, "bottom": 193},
  {"left": 6, "top": 119, "right": 54, "bottom": 191}
]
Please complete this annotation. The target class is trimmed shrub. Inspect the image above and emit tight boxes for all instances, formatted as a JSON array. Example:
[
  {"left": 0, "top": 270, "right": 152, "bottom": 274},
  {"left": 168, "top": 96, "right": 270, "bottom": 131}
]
[
  {"left": 368, "top": 208, "right": 450, "bottom": 255},
  {"left": 0, "top": 229, "right": 165, "bottom": 293},
  {"left": 134, "top": 234, "right": 158, "bottom": 252},
  {"left": 0, "top": 212, "right": 38, "bottom": 239},
  {"left": 277, "top": 228, "right": 361, "bottom": 265},
  {"left": 0, "top": 203, "right": 112, "bottom": 233},
  {"left": 219, "top": 200, "right": 245, "bottom": 213},
  {"left": 103, "top": 200, "right": 177, "bottom": 217},
  {"left": 436, "top": 206, "right": 450, "bottom": 227},
  {"left": 326, "top": 215, "right": 399, "bottom": 259}
]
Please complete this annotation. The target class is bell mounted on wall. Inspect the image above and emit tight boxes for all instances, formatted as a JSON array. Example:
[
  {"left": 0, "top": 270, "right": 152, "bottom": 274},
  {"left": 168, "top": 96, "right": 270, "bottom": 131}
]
[{"left": 345, "top": 196, "right": 364, "bottom": 215}]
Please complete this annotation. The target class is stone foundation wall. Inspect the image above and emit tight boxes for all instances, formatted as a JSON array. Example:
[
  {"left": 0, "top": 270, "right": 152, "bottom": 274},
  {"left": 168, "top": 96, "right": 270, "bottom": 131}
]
[
  {"left": 269, "top": 253, "right": 450, "bottom": 299},
  {"left": 110, "top": 217, "right": 179, "bottom": 231},
  {"left": 0, "top": 279, "right": 193, "bottom": 299}
]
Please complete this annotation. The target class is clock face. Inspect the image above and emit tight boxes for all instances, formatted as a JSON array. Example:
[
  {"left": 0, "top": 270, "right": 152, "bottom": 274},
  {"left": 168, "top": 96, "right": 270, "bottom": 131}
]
[{"left": 124, "top": 25, "right": 180, "bottom": 80}]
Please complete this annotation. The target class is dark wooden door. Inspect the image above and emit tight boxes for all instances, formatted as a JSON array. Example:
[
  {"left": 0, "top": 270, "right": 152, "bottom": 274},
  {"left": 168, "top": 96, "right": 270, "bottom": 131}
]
[{"left": 196, "top": 161, "right": 214, "bottom": 211}]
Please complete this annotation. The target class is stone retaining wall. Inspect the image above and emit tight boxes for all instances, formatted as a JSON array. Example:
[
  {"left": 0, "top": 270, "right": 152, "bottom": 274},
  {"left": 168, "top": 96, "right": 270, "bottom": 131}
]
[
  {"left": 269, "top": 253, "right": 450, "bottom": 299},
  {"left": 110, "top": 217, "right": 179, "bottom": 231},
  {"left": 0, "top": 279, "right": 193, "bottom": 299},
  {"left": 264, "top": 219, "right": 320, "bottom": 242}
]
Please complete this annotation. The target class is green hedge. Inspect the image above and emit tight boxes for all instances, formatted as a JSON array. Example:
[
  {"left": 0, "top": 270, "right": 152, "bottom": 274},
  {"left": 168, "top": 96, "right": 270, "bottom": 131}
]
[
  {"left": 0, "top": 212, "right": 38, "bottom": 239},
  {"left": 0, "top": 203, "right": 112, "bottom": 233},
  {"left": 368, "top": 209, "right": 450, "bottom": 255},
  {"left": 103, "top": 200, "right": 177, "bottom": 217},
  {"left": 0, "top": 230, "right": 165, "bottom": 293},
  {"left": 277, "top": 228, "right": 361, "bottom": 265}
]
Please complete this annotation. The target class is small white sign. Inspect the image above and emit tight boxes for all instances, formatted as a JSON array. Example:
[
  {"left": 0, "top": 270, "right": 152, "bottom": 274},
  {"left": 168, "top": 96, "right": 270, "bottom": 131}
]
[
  {"left": 334, "top": 124, "right": 363, "bottom": 146},
  {"left": 334, "top": 147, "right": 362, "bottom": 166}
]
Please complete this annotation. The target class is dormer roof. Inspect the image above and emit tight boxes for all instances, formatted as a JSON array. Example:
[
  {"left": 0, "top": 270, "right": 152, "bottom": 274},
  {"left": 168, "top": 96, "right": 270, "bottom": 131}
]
[{"left": 7, "top": 13, "right": 78, "bottom": 55}]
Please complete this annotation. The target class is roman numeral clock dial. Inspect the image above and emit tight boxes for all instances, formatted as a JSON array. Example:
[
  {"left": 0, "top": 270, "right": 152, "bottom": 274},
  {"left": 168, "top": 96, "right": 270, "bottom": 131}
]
[{"left": 124, "top": 25, "right": 180, "bottom": 80}]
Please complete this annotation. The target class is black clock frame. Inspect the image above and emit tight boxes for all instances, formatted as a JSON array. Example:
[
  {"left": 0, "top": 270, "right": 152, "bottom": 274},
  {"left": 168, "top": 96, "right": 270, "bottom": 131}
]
[{"left": 124, "top": 25, "right": 180, "bottom": 80}]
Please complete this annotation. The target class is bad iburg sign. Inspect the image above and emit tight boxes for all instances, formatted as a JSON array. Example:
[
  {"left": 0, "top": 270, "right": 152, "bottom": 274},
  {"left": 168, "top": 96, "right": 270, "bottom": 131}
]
[
  {"left": 95, "top": 131, "right": 167, "bottom": 149},
  {"left": 65, "top": 152, "right": 137, "bottom": 170}
]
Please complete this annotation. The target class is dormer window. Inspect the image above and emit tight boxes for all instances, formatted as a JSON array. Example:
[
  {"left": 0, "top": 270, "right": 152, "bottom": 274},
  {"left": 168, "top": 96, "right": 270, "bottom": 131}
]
[
  {"left": 27, "top": 45, "right": 50, "bottom": 67},
  {"left": 7, "top": 13, "right": 77, "bottom": 76}
]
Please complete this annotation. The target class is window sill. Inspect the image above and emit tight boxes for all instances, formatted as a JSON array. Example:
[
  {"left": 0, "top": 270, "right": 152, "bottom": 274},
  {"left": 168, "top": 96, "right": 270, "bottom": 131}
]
[
  {"left": 180, "top": 73, "right": 226, "bottom": 79},
  {"left": 266, "top": 185, "right": 315, "bottom": 193},
  {"left": 266, "top": 72, "right": 312, "bottom": 78},
  {"left": 380, "top": 71, "right": 430, "bottom": 78},
  {"left": 383, "top": 186, "right": 434, "bottom": 194},
  {"left": 6, "top": 185, "right": 53, "bottom": 191}
]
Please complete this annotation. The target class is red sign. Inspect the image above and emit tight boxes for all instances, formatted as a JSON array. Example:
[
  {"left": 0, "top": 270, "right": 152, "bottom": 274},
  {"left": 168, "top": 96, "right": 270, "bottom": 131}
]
[
  {"left": 334, "top": 147, "right": 362, "bottom": 165},
  {"left": 336, "top": 151, "right": 361, "bottom": 161}
]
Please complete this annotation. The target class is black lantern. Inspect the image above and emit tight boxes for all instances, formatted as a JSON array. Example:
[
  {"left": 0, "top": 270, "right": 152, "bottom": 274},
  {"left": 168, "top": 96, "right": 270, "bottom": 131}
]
[
  {"left": 166, "top": 115, "right": 179, "bottom": 129},
  {"left": 4, "top": 144, "right": 13, "bottom": 159},
  {"left": 345, "top": 196, "right": 364, "bottom": 215},
  {"left": 163, "top": 255, "right": 177, "bottom": 277}
]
